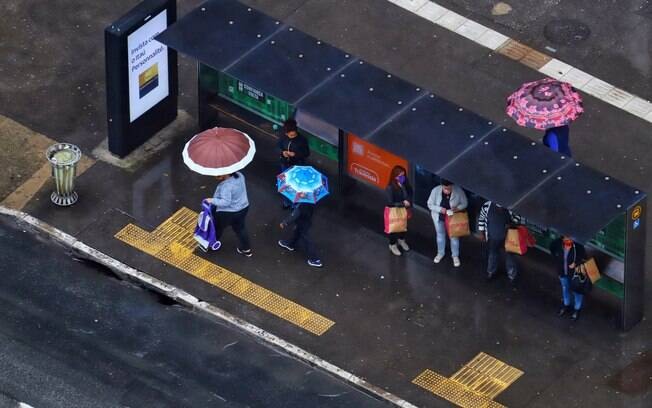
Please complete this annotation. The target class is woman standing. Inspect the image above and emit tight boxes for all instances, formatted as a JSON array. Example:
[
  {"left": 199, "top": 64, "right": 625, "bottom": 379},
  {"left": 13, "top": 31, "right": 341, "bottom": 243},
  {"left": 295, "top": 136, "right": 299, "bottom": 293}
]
[
  {"left": 385, "top": 165, "right": 412, "bottom": 256},
  {"left": 549, "top": 236, "right": 587, "bottom": 321},
  {"left": 427, "top": 179, "right": 468, "bottom": 267}
]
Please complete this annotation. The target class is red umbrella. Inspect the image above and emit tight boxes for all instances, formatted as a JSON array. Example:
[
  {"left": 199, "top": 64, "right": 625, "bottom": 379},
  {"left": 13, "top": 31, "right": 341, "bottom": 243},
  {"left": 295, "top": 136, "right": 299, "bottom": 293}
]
[
  {"left": 182, "top": 127, "right": 256, "bottom": 176},
  {"left": 506, "top": 78, "right": 584, "bottom": 130}
]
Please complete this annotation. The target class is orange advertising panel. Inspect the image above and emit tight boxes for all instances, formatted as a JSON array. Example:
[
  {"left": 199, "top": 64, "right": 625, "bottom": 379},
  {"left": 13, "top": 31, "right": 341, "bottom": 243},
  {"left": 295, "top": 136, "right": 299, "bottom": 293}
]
[{"left": 347, "top": 133, "right": 408, "bottom": 189}]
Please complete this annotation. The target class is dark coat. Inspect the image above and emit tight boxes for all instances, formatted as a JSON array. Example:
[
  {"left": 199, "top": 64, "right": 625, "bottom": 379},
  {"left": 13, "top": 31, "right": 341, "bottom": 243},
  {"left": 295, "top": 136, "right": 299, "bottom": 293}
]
[
  {"left": 281, "top": 203, "right": 315, "bottom": 229},
  {"left": 278, "top": 133, "right": 310, "bottom": 167},
  {"left": 549, "top": 238, "right": 587, "bottom": 277},
  {"left": 543, "top": 125, "right": 571, "bottom": 156},
  {"left": 385, "top": 182, "right": 413, "bottom": 208}
]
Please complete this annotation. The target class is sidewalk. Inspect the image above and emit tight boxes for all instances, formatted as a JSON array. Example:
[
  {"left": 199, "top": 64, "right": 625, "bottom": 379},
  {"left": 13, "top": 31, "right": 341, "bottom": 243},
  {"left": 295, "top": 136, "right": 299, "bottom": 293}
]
[
  {"left": 2, "top": 0, "right": 650, "bottom": 406},
  {"left": 21, "top": 109, "right": 652, "bottom": 407}
]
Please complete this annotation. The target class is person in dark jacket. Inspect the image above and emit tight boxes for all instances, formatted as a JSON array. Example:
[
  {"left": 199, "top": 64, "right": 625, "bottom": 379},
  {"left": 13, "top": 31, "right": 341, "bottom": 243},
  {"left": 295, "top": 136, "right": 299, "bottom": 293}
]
[
  {"left": 278, "top": 203, "right": 322, "bottom": 268},
  {"left": 385, "top": 165, "right": 413, "bottom": 256},
  {"left": 476, "top": 200, "right": 523, "bottom": 283},
  {"left": 278, "top": 119, "right": 310, "bottom": 169},
  {"left": 277, "top": 119, "right": 310, "bottom": 209},
  {"left": 543, "top": 125, "right": 572, "bottom": 156},
  {"left": 549, "top": 236, "right": 587, "bottom": 321}
]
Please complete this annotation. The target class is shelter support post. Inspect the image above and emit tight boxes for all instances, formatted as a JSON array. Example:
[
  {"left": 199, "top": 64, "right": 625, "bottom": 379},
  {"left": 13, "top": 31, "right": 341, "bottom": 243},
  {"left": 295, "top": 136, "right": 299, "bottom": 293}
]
[{"left": 622, "top": 198, "right": 647, "bottom": 330}]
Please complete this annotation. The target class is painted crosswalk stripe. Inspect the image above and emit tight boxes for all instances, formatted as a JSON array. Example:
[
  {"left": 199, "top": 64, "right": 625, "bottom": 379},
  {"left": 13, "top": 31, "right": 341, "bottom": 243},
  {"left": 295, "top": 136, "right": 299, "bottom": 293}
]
[{"left": 389, "top": 0, "right": 652, "bottom": 123}]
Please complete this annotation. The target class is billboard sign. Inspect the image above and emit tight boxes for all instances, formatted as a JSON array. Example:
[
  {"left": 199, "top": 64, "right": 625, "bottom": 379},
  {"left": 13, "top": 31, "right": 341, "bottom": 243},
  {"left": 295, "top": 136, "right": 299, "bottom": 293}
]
[
  {"left": 127, "top": 10, "right": 169, "bottom": 122},
  {"left": 105, "top": 0, "right": 177, "bottom": 157},
  {"left": 347, "top": 133, "right": 408, "bottom": 189}
]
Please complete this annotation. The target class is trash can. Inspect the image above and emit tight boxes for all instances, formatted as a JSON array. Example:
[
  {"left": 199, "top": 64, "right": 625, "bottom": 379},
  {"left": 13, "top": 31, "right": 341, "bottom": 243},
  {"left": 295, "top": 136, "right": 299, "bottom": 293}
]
[{"left": 46, "top": 143, "right": 82, "bottom": 206}]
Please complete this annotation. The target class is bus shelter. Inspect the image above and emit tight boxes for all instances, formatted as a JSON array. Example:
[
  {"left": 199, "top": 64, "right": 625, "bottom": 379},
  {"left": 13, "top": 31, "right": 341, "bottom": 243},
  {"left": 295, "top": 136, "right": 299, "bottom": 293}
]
[{"left": 156, "top": 0, "right": 647, "bottom": 330}]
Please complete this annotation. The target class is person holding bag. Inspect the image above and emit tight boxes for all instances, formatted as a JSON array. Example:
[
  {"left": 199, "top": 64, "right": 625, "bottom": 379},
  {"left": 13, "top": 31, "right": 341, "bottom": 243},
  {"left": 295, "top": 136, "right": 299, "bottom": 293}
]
[
  {"left": 476, "top": 201, "right": 523, "bottom": 283},
  {"left": 549, "top": 236, "right": 588, "bottom": 321},
  {"left": 385, "top": 165, "right": 412, "bottom": 256},
  {"left": 427, "top": 179, "right": 468, "bottom": 267}
]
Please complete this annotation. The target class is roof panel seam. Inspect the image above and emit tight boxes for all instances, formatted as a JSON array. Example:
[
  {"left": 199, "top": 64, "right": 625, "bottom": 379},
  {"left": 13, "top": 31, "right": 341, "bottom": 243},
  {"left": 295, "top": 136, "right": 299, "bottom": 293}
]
[
  {"left": 293, "top": 57, "right": 360, "bottom": 106},
  {"left": 435, "top": 124, "right": 501, "bottom": 174},
  {"left": 364, "top": 92, "right": 429, "bottom": 138},
  {"left": 509, "top": 158, "right": 574, "bottom": 209},
  {"left": 222, "top": 23, "right": 289, "bottom": 72}
]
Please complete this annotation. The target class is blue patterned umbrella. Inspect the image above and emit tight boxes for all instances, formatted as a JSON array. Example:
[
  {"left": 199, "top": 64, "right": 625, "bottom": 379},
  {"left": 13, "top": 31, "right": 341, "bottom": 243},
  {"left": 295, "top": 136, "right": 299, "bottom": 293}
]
[{"left": 277, "top": 166, "right": 329, "bottom": 204}]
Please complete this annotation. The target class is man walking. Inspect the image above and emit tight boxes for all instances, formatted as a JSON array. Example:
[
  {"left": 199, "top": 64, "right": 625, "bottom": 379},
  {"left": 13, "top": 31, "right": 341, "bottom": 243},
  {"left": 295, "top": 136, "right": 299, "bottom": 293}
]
[
  {"left": 206, "top": 172, "right": 252, "bottom": 257},
  {"left": 278, "top": 202, "right": 322, "bottom": 268},
  {"left": 477, "top": 201, "right": 522, "bottom": 283}
]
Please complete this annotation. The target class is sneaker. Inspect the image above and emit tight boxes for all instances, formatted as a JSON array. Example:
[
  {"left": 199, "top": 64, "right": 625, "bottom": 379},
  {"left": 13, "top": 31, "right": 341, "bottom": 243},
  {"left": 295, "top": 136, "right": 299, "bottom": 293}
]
[
  {"left": 397, "top": 239, "right": 410, "bottom": 252},
  {"left": 389, "top": 244, "right": 401, "bottom": 256},
  {"left": 452, "top": 257, "right": 461, "bottom": 267},
  {"left": 486, "top": 273, "right": 495, "bottom": 282},
  {"left": 433, "top": 254, "right": 444, "bottom": 263},
  {"left": 278, "top": 240, "right": 295, "bottom": 251},
  {"left": 571, "top": 309, "right": 581, "bottom": 321},
  {"left": 237, "top": 248, "right": 253, "bottom": 257},
  {"left": 307, "top": 259, "right": 323, "bottom": 268},
  {"left": 558, "top": 305, "right": 571, "bottom": 317}
]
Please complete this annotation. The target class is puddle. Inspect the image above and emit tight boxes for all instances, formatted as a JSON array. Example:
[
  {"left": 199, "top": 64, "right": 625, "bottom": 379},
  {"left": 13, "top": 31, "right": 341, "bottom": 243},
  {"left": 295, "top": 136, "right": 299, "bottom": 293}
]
[{"left": 608, "top": 352, "right": 652, "bottom": 394}]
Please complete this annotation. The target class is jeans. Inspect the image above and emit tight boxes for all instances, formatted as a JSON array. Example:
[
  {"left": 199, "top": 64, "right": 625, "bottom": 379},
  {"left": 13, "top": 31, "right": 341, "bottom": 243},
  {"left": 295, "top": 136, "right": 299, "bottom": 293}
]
[
  {"left": 288, "top": 224, "right": 318, "bottom": 261},
  {"left": 559, "top": 276, "right": 584, "bottom": 310},
  {"left": 487, "top": 238, "right": 517, "bottom": 279},
  {"left": 388, "top": 232, "right": 406, "bottom": 245},
  {"left": 212, "top": 206, "right": 251, "bottom": 251},
  {"left": 434, "top": 219, "right": 460, "bottom": 257}
]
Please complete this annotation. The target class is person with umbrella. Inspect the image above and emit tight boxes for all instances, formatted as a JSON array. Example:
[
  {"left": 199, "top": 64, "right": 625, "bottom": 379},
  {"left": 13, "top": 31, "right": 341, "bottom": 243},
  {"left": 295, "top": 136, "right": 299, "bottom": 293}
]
[
  {"left": 506, "top": 78, "right": 583, "bottom": 157},
  {"left": 183, "top": 127, "right": 256, "bottom": 257},
  {"left": 277, "top": 166, "right": 329, "bottom": 268}
]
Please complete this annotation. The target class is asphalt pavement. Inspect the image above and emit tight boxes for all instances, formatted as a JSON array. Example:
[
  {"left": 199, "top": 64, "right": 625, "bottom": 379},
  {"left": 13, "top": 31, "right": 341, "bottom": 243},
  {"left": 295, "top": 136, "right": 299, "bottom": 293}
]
[
  {"left": 1, "top": 0, "right": 651, "bottom": 407},
  {"left": 0, "top": 214, "right": 390, "bottom": 408}
]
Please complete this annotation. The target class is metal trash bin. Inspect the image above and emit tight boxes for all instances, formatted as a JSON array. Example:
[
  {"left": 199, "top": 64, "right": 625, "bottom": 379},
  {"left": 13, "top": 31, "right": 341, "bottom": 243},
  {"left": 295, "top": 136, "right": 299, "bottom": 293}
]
[{"left": 46, "top": 143, "right": 81, "bottom": 206}]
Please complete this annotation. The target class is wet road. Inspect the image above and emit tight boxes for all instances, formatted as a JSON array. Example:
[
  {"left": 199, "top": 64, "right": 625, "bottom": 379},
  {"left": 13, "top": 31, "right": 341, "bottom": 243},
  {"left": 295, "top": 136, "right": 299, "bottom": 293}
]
[{"left": 0, "top": 215, "right": 389, "bottom": 408}]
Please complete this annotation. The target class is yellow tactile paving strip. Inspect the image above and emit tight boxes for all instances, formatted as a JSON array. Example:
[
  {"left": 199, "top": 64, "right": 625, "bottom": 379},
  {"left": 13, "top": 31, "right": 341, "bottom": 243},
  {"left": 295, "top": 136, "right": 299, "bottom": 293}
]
[
  {"left": 413, "top": 370, "right": 506, "bottom": 408},
  {"left": 413, "top": 352, "right": 523, "bottom": 408},
  {"left": 115, "top": 207, "right": 335, "bottom": 336},
  {"left": 497, "top": 39, "right": 552, "bottom": 70},
  {"left": 451, "top": 352, "right": 524, "bottom": 399}
]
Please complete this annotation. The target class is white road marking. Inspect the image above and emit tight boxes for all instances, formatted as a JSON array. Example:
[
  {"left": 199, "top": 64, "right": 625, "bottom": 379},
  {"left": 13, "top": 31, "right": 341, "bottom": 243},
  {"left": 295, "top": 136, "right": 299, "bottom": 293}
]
[{"left": 388, "top": 0, "right": 652, "bottom": 123}]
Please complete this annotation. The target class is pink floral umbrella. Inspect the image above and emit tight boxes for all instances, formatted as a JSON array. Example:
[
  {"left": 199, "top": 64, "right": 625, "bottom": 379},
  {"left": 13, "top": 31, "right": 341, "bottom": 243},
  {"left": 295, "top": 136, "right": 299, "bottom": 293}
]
[
  {"left": 182, "top": 127, "right": 256, "bottom": 176},
  {"left": 506, "top": 78, "right": 584, "bottom": 130}
]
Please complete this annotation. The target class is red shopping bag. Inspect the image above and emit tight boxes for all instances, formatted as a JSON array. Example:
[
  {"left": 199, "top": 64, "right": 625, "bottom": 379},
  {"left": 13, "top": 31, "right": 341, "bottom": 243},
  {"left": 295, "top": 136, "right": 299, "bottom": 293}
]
[
  {"left": 505, "top": 226, "right": 536, "bottom": 255},
  {"left": 384, "top": 207, "right": 408, "bottom": 234}
]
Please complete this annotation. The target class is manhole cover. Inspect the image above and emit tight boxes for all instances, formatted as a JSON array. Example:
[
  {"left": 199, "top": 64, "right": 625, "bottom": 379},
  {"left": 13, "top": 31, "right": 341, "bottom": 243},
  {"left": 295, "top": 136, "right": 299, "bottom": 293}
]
[{"left": 543, "top": 19, "right": 591, "bottom": 45}]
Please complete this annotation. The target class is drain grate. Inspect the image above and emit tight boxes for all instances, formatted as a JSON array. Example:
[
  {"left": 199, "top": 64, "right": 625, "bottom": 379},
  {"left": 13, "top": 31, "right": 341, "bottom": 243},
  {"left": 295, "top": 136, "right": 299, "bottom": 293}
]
[{"left": 543, "top": 19, "right": 591, "bottom": 45}]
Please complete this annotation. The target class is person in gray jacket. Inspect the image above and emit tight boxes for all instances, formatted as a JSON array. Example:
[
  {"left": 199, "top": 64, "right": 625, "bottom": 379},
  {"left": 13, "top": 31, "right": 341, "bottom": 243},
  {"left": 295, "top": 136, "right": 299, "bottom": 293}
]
[
  {"left": 427, "top": 179, "right": 468, "bottom": 267},
  {"left": 206, "top": 172, "right": 252, "bottom": 257}
]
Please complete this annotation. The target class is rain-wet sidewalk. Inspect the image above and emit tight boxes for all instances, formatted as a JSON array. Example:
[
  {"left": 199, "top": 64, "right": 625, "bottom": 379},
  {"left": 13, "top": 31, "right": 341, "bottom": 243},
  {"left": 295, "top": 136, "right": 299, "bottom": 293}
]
[{"left": 21, "top": 108, "right": 652, "bottom": 407}]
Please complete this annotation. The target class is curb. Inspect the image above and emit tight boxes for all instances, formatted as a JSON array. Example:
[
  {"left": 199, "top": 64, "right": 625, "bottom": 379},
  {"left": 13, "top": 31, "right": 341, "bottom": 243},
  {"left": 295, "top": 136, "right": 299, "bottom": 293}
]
[{"left": 0, "top": 205, "right": 419, "bottom": 408}]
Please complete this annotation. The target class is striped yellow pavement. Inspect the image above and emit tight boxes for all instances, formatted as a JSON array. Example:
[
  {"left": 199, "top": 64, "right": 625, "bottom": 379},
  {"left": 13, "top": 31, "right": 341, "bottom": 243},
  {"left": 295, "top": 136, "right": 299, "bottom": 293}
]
[
  {"left": 115, "top": 207, "right": 334, "bottom": 336},
  {"left": 413, "top": 352, "right": 523, "bottom": 408}
]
